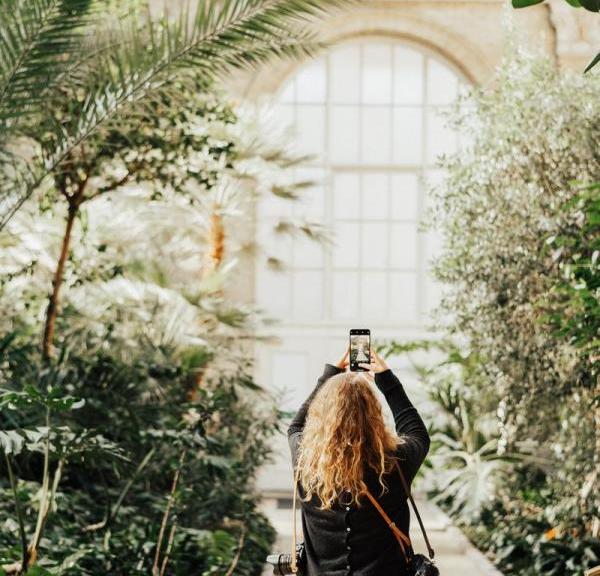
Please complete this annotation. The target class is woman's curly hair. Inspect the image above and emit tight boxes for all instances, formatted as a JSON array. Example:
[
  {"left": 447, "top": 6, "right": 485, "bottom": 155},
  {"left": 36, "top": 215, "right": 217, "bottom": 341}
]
[{"left": 296, "top": 371, "right": 402, "bottom": 510}]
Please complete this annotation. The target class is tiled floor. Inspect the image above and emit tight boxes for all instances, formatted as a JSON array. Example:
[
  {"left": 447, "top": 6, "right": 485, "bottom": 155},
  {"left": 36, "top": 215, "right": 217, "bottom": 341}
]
[{"left": 260, "top": 497, "right": 502, "bottom": 576}]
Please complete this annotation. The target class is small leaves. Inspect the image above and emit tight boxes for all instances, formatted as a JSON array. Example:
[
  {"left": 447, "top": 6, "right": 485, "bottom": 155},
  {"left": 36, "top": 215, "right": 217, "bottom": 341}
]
[
  {"left": 578, "top": 0, "right": 600, "bottom": 11},
  {"left": 0, "top": 430, "right": 25, "bottom": 455},
  {"left": 584, "top": 51, "right": 600, "bottom": 74},
  {"left": 512, "top": 0, "right": 545, "bottom": 7},
  {"left": 0, "top": 386, "right": 85, "bottom": 412}
]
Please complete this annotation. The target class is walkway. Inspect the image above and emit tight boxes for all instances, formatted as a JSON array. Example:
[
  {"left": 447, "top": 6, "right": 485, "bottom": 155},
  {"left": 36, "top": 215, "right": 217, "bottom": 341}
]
[{"left": 260, "top": 495, "right": 502, "bottom": 576}]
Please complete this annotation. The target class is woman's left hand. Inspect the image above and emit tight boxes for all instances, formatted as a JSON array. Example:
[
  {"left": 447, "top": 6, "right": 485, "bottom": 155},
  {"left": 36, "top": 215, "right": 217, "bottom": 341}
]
[
  {"left": 358, "top": 348, "right": 389, "bottom": 374},
  {"left": 335, "top": 347, "right": 350, "bottom": 370}
]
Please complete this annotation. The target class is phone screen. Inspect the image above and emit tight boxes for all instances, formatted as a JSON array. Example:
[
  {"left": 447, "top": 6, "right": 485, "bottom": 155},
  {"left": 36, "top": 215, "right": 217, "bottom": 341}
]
[{"left": 349, "top": 329, "right": 370, "bottom": 372}]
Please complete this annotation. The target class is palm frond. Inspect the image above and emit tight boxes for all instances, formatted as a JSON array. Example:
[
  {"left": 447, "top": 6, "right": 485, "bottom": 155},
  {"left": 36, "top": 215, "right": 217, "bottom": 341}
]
[
  {"left": 0, "top": 0, "right": 98, "bottom": 126},
  {"left": 0, "top": 0, "right": 353, "bottom": 228}
]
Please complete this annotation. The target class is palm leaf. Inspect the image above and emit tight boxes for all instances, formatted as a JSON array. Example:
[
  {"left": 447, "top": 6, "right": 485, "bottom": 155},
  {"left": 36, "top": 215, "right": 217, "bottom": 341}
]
[
  {"left": 0, "top": 0, "right": 352, "bottom": 228},
  {"left": 0, "top": 0, "right": 98, "bottom": 126}
]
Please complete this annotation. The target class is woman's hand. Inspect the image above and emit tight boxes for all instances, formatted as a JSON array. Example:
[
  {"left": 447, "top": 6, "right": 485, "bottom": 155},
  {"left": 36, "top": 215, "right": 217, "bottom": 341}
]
[
  {"left": 358, "top": 348, "right": 389, "bottom": 374},
  {"left": 335, "top": 347, "right": 350, "bottom": 371}
]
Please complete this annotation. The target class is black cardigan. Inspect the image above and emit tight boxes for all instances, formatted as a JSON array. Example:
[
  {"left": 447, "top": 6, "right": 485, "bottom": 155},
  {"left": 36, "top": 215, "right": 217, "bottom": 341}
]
[{"left": 287, "top": 364, "right": 431, "bottom": 576}]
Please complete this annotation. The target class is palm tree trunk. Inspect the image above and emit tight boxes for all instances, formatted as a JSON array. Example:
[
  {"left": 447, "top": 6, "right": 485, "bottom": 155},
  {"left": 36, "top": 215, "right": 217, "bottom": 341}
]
[
  {"left": 189, "top": 206, "right": 225, "bottom": 400},
  {"left": 42, "top": 203, "right": 78, "bottom": 360},
  {"left": 201, "top": 206, "right": 225, "bottom": 280}
]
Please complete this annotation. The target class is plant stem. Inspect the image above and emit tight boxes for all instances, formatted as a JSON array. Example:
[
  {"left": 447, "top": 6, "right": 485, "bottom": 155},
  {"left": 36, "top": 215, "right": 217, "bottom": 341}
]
[
  {"left": 83, "top": 446, "right": 156, "bottom": 533},
  {"left": 224, "top": 523, "right": 247, "bottom": 576},
  {"left": 28, "top": 408, "right": 51, "bottom": 568},
  {"left": 4, "top": 453, "right": 28, "bottom": 571},
  {"left": 159, "top": 520, "right": 177, "bottom": 576},
  {"left": 152, "top": 449, "right": 186, "bottom": 576}
]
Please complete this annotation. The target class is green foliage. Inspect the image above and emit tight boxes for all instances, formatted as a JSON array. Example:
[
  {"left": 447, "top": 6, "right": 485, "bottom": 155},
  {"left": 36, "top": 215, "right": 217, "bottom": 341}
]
[
  {"left": 0, "top": 82, "right": 310, "bottom": 573},
  {"left": 0, "top": 0, "right": 352, "bottom": 228},
  {"left": 0, "top": 274, "right": 279, "bottom": 576},
  {"left": 427, "top": 49, "right": 599, "bottom": 526},
  {"left": 385, "top": 51, "right": 600, "bottom": 576},
  {"left": 540, "top": 183, "right": 600, "bottom": 370},
  {"left": 381, "top": 339, "right": 539, "bottom": 521}
]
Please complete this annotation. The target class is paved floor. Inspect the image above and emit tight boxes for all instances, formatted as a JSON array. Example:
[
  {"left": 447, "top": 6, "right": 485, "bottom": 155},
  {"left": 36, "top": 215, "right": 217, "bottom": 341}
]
[{"left": 260, "top": 496, "right": 502, "bottom": 576}]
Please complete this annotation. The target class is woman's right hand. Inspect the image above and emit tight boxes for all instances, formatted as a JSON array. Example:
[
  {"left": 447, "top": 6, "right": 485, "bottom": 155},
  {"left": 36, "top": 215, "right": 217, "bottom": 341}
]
[
  {"left": 335, "top": 346, "right": 350, "bottom": 371},
  {"left": 358, "top": 348, "right": 389, "bottom": 374}
]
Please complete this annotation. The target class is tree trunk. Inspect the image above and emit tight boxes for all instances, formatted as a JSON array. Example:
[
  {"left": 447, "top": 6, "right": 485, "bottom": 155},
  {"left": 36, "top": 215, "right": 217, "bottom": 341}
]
[
  {"left": 42, "top": 204, "right": 78, "bottom": 360},
  {"left": 201, "top": 206, "right": 225, "bottom": 280},
  {"left": 189, "top": 206, "right": 225, "bottom": 400}
]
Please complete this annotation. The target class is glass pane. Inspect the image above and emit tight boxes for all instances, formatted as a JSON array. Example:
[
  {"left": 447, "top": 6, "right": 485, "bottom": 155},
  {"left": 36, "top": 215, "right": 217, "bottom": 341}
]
[
  {"left": 294, "top": 237, "right": 324, "bottom": 268},
  {"left": 329, "top": 106, "right": 360, "bottom": 163},
  {"left": 390, "top": 223, "right": 418, "bottom": 269},
  {"left": 332, "top": 221, "right": 360, "bottom": 268},
  {"left": 296, "top": 59, "right": 327, "bottom": 103},
  {"left": 361, "top": 107, "right": 392, "bottom": 164},
  {"left": 296, "top": 105, "right": 326, "bottom": 157},
  {"left": 361, "top": 271, "right": 387, "bottom": 318},
  {"left": 267, "top": 227, "right": 293, "bottom": 263},
  {"left": 278, "top": 79, "right": 295, "bottom": 104},
  {"left": 390, "top": 173, "right": 419, "bottom": 220},
  {"left": 293, "top": 271, "right": 323, "bottom": 319},
  {"left": 293, "top": 169, "right": 325, "bottom": 220},
  {"left": 330, "top": 44, "right": 360, "bottom": 104},
  {"left": 256, "top": 268, "right": 292, "bottom": 317},
  {"left": 427, "top": 59, "right": 458, "bottom": 105},
  {"left": 272, "top": 104, "right": 294, "bottom": 132},
  {"left": 394, "top": 47, "right": 424, "bottom": 104},
  {"left": 257, "top": 194, "right": 294, "bottom": 219},
  {"left": 426, "top": 108, "right": 456, "bottom": 164},
  {"left": 393, "top": 107, "right": 422, "bottom": 164},
  {"left": 333, "top": 172, "right": 360, "bottom": 220},
  {"left": 271, "top": 351, "right": 308, "bottom": 410},
  {"left": 362, "top": 44, "right": 392, "bottom": 104},
  {"left": 361, "top": 173, "right": 388, "bottom": 220},
  {"left": 389, "top": 272, "right": 418, "bottom": 321},
  {"left": 332, "top": 271, "right": 359, "bottom": 319},
  {"left": 361, "top": 222, "right": 387, "bottom": 268}
]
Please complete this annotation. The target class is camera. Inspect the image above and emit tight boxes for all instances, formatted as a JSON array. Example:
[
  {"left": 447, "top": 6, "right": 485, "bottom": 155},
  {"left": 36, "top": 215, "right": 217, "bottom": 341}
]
[
  {"left": 265, "top": 553, "right": 295, "bottom": 575},
  {"left": 265, "top": 543, "right": 305, "bottom": 575}
]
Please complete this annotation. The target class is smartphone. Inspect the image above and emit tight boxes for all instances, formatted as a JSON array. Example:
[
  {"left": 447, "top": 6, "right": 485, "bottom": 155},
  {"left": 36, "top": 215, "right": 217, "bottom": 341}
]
[{"left": 349, "top": 329, "right": 371, "bottom": 372}]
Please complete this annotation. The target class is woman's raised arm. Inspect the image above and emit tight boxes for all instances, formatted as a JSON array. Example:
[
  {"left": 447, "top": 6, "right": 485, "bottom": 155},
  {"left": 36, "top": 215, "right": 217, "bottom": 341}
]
[
  {"left": 287, "top": 348, "right": 348, "bottom": 464},
  {"left": 360, "top": 350, "right": 431, "bottom": 482}
]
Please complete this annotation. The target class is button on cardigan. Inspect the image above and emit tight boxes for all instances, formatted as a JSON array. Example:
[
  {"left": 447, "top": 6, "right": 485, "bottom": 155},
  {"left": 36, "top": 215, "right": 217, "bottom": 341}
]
[{"left": 288, "top": 364, "right": 431, "bottom": 576}]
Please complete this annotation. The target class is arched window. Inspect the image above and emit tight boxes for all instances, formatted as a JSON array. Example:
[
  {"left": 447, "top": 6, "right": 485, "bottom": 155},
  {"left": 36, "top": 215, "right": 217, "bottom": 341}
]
[
  {"left": 254, "top": 39, "right": 468, "bottom": 429},
  {"left": 256, "top": 39, "right": 466, "bottom": 329}
]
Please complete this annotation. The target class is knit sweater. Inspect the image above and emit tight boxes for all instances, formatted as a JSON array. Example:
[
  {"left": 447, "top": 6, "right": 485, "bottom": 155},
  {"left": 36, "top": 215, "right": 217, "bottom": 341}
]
[{"left": 287, "top": 364, "right": 431, "bottom": 576}]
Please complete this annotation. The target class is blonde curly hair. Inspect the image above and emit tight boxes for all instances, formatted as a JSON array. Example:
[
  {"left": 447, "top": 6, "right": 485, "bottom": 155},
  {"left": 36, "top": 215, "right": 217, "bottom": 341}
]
[{"left": 296, "top": 371, "right": 402, "bottom": 510}]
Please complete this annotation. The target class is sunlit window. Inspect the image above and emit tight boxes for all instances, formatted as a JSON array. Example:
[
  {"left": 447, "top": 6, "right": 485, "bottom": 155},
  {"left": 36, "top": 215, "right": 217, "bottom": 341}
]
[{"left": 256, "top": 39, "right": 467, "bottom": 326}]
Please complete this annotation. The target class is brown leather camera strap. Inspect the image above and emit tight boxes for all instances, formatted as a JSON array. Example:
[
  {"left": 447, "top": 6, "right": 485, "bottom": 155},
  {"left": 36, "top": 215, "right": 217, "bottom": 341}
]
[
  {"left": 291, "top": 466, "right": 301, "bottom": 573},
  {"left": 364, "top": 488, "right": 411, "bottom": 563},
  {"left": 393, "top": 459, "right": 435, "bottom": 559}
]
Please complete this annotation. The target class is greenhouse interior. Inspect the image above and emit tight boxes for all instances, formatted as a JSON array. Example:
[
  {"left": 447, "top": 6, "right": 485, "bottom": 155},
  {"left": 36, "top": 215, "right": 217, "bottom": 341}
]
[{"left": 0, "top": 1, "right": 598, "bottom": 575}]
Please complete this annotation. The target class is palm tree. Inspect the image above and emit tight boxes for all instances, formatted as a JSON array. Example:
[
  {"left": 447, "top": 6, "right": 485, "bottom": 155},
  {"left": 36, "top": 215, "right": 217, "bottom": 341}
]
[{"left": 0, "top": 0, "right": 350, "bottom": 228}]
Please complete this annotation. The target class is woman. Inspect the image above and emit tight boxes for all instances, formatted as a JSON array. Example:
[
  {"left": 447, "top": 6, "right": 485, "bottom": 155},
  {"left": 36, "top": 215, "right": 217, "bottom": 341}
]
[{"left": 288, "top": 347, "right": 431, "bottom": 575}]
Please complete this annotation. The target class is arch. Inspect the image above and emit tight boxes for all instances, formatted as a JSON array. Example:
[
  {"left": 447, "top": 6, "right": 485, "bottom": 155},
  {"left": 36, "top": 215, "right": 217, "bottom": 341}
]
[{"left": 234, "top": 9, "right": 488, "bottom": 101}]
